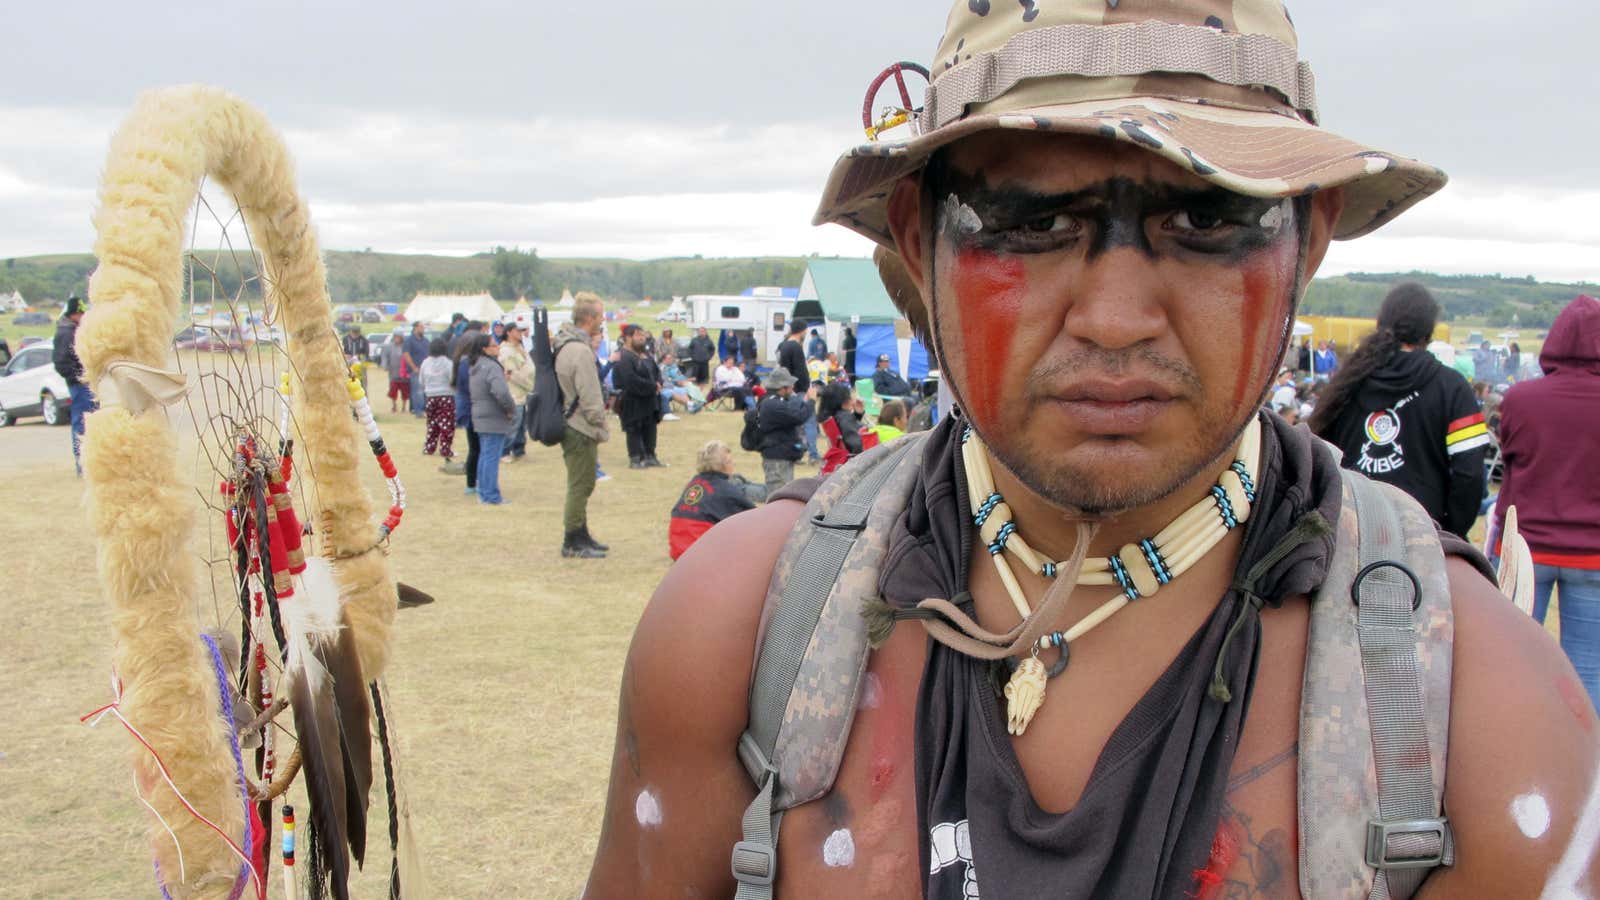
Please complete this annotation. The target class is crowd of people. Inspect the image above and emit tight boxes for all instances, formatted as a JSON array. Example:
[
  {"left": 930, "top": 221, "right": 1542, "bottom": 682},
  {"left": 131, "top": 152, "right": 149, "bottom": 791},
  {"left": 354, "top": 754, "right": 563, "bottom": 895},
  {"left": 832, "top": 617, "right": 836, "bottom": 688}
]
[{"left": 340, "top": 291, "right": 941, "bottom": 564}]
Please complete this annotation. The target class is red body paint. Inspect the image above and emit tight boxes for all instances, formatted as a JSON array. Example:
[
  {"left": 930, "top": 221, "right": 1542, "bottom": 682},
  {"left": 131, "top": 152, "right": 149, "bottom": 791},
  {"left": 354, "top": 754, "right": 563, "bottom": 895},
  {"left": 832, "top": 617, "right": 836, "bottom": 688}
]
[
  {"left": 950, "top": 248, "right": 1026, "bottom": 430},
  {"left": 1559, "top": 677, "right": 1597, "bottom": 733},
  {"left": 865, "top": 658, "right": 915, "bottom": 804},
  {"left": 1233, "top": 256, "right": 1291, "bottom": 413},
  {"left": 1189, "top": 818, "right": 1242, "bottom": 900}
]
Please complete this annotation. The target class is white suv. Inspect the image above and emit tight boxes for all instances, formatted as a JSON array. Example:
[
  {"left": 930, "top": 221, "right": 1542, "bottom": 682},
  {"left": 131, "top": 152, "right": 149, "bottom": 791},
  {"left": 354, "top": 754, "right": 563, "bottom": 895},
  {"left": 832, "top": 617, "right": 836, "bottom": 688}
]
[{"left": 0, "top": 343, "right": 72, "bottom": 426}]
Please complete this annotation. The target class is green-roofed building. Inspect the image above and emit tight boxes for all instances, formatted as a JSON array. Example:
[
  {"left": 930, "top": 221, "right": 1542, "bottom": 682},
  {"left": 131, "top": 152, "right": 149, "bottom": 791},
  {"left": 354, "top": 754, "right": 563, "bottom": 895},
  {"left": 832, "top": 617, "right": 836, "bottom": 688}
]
[{"left": 797, "top": 258, "right": 931, "bottom": 380}]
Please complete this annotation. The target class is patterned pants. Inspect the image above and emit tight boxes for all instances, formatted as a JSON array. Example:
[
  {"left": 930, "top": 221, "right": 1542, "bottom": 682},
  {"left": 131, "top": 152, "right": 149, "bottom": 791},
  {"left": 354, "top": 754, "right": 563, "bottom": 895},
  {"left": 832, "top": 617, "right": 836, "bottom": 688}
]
[{"left": 423, "top": 395, "right": 455, "bottom": 458}]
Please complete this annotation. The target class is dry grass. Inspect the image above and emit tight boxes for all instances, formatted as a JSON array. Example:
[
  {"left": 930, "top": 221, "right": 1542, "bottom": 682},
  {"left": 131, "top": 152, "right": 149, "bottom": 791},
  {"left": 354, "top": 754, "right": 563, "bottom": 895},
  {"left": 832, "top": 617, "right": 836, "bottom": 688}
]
[{"left": 0, "top": 386, "right": 765, "bottom": 898}]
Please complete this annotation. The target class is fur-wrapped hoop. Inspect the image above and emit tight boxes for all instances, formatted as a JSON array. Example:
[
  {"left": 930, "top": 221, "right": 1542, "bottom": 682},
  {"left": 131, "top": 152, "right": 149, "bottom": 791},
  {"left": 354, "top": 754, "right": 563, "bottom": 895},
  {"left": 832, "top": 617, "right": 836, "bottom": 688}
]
[{"left": 81, "top": 86, "right": 423, "bottom": 899}]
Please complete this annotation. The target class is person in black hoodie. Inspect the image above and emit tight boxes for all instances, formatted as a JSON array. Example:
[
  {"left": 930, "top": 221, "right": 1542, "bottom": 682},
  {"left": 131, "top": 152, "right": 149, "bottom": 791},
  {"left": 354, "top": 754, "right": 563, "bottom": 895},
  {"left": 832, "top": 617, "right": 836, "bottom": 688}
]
[
  {"left": 615, "top": 324, "right": 666, "bottom": 468},
  {"left": 1311, "top": 282, "right": 1487, "bottom": 538},
  {"left": 53, "top": 295, "right": 95, "bottom": 476}
]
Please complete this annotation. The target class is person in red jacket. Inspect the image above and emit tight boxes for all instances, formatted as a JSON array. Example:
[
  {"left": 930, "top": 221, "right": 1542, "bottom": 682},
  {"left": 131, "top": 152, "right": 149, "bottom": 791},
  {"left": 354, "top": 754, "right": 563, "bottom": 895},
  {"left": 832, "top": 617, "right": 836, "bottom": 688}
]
[
  {"left": 1494, "top": 294, "right": 1600, "bottom": 709},
  {"left": 669, "top": 440, "right": 758, "bottom": 561}
]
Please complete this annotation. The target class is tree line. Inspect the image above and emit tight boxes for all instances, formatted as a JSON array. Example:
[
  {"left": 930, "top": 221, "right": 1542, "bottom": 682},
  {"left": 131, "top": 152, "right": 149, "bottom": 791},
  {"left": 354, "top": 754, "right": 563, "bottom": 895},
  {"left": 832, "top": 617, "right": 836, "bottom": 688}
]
[{"left": 3, "top": 251, "right": 1590, "bottom": 329}]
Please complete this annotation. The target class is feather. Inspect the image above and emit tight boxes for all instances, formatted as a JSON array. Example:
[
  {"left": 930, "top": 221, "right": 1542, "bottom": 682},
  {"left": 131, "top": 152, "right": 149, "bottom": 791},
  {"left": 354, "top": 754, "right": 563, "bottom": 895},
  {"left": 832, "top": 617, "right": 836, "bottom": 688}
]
[
  {"left": 395, "top": 582, "right": 435, "bottom": 609},
  {"left": 283, "top": 558, "right": 374, "bottom": 900},
  {"left": 325, "top": 620, "right": 372, "bottom": 865},
  {"left": 289, "top": 637, "right": 351, "bottom": 900}
]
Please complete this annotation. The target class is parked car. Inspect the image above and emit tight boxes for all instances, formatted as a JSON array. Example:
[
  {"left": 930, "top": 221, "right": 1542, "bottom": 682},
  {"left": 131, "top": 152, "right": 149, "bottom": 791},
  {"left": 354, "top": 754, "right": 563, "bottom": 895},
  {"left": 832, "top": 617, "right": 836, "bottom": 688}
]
[
  {"left": 13, "top": 311, "right": 51, "bottom": 326},
  {"left": 334, "top": 305, "right": 360, "bottom": 324},
  {"left": 175, "top": 325, "right": 247, "bottom": 352},
  {"left": 0, "top": 344, "right": 71, "bottom": 426},
  {"left": 361, "top": 307, "right": 384, "bottom": 323}
]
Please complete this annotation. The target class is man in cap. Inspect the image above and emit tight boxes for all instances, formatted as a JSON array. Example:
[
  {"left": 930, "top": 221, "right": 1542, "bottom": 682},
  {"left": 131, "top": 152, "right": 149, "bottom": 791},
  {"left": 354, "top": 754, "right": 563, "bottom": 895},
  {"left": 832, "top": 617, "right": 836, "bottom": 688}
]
[
  {"left": 753, "top": 367, "right": 807, "bottom": 496},
  {"left": 404, "top": 320, "right": 430, "bottom": 417},
  {"left": 872, "top": 352, "right": 913, "bottom": 401},
  {"left": 587, "top": 2, "right": 1597, "bottom": 896},
  {"left": 53, "top": 294, "right": 95, "bottom": 475}
]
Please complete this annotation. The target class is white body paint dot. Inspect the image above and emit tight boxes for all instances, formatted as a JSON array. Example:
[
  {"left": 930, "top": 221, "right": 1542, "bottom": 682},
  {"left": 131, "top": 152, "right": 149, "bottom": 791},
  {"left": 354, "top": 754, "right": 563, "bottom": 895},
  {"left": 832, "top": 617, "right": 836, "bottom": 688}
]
[
  {"left": 823, "top": 828, "right": 856, "bottom": 868},
  {"left": 635, "top": 789, "right": 663, "bottom": 828},
  {"left": 859, "top": 672, "right": 883, "bottom": 710},
  {"left": 1512, "top": 792, "right": 1551, "bottom": 839}
]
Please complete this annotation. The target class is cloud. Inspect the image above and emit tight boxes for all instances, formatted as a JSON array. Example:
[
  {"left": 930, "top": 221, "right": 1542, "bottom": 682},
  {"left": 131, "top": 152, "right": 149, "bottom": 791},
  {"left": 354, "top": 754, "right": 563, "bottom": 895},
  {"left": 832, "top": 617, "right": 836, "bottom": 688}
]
[{"left": 1, "top": 102, "right": 1596, "bottom": 285}]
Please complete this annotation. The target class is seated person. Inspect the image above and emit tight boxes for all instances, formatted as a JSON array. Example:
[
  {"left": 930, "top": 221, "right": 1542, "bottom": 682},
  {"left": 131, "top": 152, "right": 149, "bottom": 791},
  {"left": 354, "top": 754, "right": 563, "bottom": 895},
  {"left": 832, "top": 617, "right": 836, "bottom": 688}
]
[
  {"left": 670, "top": 440, "right": 759, "bottom": 561},
  {"left": 658, "top": 352, "right": 704, "bottom": 415},
  {"left": 825, "top": 352, "right": 845, "bottom": 383},
  {"left": 709, "top": 356, "right": 750, "bottom": 410},
  {"left": 817, "top": 381, "right": 865, "bottom": 474},
  {"left": 868, "top": 399, "right": 909, "bottom": 445},
  {"left": 871, "top": 353, "right": 912, "bottom": 399}
]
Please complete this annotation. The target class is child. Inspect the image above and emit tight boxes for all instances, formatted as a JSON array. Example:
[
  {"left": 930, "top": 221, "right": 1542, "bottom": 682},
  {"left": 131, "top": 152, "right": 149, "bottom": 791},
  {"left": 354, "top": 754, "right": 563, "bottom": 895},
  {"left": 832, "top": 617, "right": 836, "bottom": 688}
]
[{"left": 419, "top": 338, "right": 455, "bottom": 458}]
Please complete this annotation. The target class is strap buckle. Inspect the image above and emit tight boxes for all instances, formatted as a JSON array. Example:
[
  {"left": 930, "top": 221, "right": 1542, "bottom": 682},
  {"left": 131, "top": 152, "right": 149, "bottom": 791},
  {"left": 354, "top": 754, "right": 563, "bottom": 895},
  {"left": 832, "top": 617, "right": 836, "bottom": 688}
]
[
  {"left": 1365, "top": 818, "right": 1449, "bottom": 869},
  {"left": 738, "top": 732, "right": 778, "bottom": 786},
  {"left": 732, "top": 841, "right": 777, "bottom": 887}
]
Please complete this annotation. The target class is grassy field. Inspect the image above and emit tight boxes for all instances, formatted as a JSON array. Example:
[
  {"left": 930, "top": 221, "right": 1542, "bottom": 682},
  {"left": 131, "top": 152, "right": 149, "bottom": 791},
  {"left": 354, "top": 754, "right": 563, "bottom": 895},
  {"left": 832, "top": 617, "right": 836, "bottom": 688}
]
[{"left": 0, "top": 383, "right": 766, "bottom": 898}]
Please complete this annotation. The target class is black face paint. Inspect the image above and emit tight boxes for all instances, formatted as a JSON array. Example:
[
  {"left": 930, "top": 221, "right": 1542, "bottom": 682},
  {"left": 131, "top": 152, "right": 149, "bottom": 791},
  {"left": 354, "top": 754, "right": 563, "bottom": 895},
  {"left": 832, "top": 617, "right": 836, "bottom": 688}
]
[{"left": 934, "top": 169, "right": 1294, "bottom": 263}]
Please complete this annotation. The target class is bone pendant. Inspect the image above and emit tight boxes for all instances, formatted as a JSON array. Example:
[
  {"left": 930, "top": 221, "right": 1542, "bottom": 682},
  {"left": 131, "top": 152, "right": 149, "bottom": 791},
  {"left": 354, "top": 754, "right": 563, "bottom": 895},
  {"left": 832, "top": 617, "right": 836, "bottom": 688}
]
[{"left": 1004, "top": 656, "right": 1048, "bottom": 736}]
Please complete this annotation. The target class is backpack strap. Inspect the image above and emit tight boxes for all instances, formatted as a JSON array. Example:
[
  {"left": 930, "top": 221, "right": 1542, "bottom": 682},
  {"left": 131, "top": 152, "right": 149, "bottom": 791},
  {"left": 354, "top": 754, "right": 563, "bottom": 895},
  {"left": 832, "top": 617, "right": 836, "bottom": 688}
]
[
  {"left": 1300, "top": 465, "right": 1455, "bottom": 899},
  {"left": 731, "top": 434, "right": 928, "bottom": 898}
]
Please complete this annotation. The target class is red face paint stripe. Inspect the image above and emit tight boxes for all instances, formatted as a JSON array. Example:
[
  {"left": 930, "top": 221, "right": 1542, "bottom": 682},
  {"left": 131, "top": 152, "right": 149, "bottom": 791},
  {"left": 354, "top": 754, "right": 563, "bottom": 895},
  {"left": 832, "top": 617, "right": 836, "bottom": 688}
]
[{"left": 950, "top": 248, "right": 1026, "bottom": 430}]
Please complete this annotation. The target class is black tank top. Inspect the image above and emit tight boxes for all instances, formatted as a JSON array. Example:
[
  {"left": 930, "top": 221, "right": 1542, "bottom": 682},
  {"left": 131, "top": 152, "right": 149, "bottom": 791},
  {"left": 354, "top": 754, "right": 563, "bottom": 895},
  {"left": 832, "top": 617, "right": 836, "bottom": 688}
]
[{"left": 878, "top": 413, "right": 1344, "bottom": 899}]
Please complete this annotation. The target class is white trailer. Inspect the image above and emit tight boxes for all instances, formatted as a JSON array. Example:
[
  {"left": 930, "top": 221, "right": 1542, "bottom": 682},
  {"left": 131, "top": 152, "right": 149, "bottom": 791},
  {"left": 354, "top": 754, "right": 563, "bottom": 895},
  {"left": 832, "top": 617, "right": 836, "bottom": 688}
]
[{"left": 686, "top": 290, "right": 829, "bottom": 364}]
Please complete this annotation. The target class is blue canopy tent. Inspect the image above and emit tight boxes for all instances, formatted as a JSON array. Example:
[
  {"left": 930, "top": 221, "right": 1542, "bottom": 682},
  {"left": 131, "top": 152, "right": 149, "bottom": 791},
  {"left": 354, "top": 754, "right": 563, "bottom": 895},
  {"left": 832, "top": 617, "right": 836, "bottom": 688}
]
[{"left": 796, "top": 258, "right": 931, "bottom": 381}]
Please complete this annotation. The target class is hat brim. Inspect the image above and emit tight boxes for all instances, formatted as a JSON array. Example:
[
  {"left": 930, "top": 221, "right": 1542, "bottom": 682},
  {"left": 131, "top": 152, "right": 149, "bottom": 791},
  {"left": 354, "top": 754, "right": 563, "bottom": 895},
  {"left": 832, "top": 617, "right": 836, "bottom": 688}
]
[{"left": 814, "top": 96, "right": 1446, "bottom": 247}]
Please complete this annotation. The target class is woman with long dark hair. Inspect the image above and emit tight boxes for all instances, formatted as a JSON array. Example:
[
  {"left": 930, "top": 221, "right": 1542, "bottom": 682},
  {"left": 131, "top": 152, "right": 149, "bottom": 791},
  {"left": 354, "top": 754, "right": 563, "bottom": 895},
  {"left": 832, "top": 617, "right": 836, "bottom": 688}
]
[
  {"left": 454, "top": 332, "right": 480, "bottom": 493},
  {"left": 1311, "top": 282, "right": 1489, "bottom": 538},
  {"left": 467, "top": 332, "right": 516, "bottom": 504}
]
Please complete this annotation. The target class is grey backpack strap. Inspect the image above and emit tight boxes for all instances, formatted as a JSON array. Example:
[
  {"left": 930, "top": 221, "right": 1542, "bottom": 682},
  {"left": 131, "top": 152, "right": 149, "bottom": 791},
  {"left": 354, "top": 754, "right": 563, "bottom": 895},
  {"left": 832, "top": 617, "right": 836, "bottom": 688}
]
[
  {"left": 1300, "top": 465, "right": 1455, "bottom": 899},
  {"left": 1347, "top": 473, "right": 1455, "bottom": 899},
  {"left": 732, "top": 435, "right": 926, "bottom": 898}
]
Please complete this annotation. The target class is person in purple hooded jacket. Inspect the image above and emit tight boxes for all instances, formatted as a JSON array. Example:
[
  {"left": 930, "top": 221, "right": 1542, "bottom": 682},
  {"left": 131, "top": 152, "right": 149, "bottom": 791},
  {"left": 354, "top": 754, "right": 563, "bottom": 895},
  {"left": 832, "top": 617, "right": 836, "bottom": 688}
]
[{"left": 1495, "top": 294, "right": 1600, "bottom": 709}]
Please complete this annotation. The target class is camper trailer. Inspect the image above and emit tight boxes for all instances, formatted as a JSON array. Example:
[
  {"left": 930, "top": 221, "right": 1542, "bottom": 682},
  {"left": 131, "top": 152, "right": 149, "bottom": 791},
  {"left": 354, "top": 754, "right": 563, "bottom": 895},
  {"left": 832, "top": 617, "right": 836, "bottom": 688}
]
[{"left": 686, "top": 288, "right": 830, "bottom": 364}]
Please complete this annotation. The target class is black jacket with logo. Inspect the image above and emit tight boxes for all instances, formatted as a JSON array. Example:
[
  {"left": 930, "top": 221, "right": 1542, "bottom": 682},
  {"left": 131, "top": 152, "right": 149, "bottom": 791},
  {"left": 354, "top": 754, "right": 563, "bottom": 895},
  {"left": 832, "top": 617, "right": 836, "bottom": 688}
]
[{"left": 1323, "top": 349, "right": 1487, "bottom": 538}]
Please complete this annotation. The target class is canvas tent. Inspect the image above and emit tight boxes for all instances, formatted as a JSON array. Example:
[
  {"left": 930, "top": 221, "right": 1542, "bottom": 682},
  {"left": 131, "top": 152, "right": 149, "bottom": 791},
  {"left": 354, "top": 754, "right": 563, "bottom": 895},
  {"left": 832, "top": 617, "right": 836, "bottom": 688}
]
[
  {"left": 797, "top": 259, "right": 930, "bottom": 381},
  {"left": 402, "top": 292, "right": 503, "bottom": 326},
  {"left": 557, "top": 288, "right": 576, "bottom": 308},
  {"left": 2, "top": 290, "right": 26, "bottom": 312}
]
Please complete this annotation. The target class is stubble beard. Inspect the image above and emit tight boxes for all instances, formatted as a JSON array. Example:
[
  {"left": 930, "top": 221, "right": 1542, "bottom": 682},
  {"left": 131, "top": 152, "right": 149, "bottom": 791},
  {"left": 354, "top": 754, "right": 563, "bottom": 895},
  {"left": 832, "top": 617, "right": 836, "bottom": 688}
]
[{"left": 980, "top": 406, "right": 1251, "bottom": 518}]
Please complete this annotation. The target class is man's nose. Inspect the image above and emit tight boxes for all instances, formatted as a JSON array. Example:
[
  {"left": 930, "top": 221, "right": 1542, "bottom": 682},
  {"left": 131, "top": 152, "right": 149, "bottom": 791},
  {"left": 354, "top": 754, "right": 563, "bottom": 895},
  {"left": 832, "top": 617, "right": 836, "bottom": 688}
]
[{"left": 1058, "top": 245, "right": 1169, "bottom": 352}]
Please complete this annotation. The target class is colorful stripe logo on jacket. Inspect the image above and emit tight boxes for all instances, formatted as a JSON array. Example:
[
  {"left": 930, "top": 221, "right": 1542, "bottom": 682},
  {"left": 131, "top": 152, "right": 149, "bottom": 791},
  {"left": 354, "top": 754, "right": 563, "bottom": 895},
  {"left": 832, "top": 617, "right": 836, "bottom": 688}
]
[{"left": 1445, "top": 413, "right": 1490, "bottom": 455}]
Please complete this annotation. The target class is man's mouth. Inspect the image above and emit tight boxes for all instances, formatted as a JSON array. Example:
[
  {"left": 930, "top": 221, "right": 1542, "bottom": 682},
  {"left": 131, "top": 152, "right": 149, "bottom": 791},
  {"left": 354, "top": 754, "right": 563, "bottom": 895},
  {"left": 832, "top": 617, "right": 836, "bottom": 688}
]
[{"left": 1047, "top": 379, "right": 1179, "bottom": 434}]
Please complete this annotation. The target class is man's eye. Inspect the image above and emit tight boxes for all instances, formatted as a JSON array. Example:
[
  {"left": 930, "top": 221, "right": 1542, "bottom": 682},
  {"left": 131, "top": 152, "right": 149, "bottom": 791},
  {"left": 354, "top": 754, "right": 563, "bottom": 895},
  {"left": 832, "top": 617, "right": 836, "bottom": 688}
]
[
  {"left": 1170, "top": 210, "right": 1226, "bottom": 231},
  {"left": 1022, "top": 214, "right": 1076, "bottom": 234}
]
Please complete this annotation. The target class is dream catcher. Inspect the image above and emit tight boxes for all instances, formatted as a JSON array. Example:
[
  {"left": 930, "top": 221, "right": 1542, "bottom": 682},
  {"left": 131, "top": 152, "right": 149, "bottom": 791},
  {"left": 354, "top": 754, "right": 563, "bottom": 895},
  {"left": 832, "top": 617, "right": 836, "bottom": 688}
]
[{"left": 78, "top": 85, "right": 424, "bottom": 899}]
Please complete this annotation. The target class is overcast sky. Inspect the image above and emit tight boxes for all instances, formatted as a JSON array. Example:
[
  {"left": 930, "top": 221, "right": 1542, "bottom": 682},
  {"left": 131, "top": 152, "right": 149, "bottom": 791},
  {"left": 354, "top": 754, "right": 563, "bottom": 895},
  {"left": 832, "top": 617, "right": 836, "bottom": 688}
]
[{"left": 3, "top": 0, "right": 1597, "bottom": 283}]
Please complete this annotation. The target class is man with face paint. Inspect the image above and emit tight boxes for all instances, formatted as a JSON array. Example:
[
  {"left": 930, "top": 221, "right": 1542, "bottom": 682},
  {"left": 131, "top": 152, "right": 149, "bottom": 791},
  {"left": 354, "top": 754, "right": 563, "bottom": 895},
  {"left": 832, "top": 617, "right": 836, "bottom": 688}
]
[{"left": 585, "top": 2, "right": 1600, "bottom": 897}]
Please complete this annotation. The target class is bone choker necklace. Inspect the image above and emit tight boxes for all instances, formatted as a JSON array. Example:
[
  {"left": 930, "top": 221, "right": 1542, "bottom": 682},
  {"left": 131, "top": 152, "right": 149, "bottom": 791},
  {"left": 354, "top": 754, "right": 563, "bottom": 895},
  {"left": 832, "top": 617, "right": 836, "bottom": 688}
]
[{"left": 959, "top": 417, "right": 1261, "bottom": 736}]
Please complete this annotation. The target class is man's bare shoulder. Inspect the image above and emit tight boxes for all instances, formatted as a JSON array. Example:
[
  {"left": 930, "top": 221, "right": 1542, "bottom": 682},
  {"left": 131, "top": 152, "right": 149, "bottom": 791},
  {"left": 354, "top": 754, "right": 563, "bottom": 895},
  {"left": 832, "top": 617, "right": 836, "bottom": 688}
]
[
  {"left": 584, "top": 499, "right": 807, "bottom": 898},
  {"left": 1421, "top": 557, "right": 1600, "bottom": 897}
]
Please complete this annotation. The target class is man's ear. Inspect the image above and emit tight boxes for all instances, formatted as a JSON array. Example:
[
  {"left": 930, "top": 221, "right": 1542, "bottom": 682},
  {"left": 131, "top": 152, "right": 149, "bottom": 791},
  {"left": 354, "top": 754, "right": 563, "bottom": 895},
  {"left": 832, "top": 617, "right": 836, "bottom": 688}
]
[
  {"left": 1299, "top": 186, "right": 1345, "bottom": 289},
  {"left": 885, "top": 175, "right": 927, "bottom": 297}
]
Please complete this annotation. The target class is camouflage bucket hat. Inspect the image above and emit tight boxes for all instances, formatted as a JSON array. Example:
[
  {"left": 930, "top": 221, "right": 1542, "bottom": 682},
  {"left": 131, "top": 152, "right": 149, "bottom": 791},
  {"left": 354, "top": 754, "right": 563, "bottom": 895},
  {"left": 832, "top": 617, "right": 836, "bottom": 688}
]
[{"left": 814, "top": 0, "right": 1447, "bottom": 248}]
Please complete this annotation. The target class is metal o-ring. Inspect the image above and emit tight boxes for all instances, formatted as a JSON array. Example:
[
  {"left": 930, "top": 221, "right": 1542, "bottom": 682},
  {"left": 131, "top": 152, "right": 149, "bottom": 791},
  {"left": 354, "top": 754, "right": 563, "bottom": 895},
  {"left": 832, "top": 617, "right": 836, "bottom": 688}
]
[
  {"left": 1350, "top": 560, "right": 1423, "bottom": 611},
  {"left": 1044, "top": 641, "right": 1070, "bottom": 679}
]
